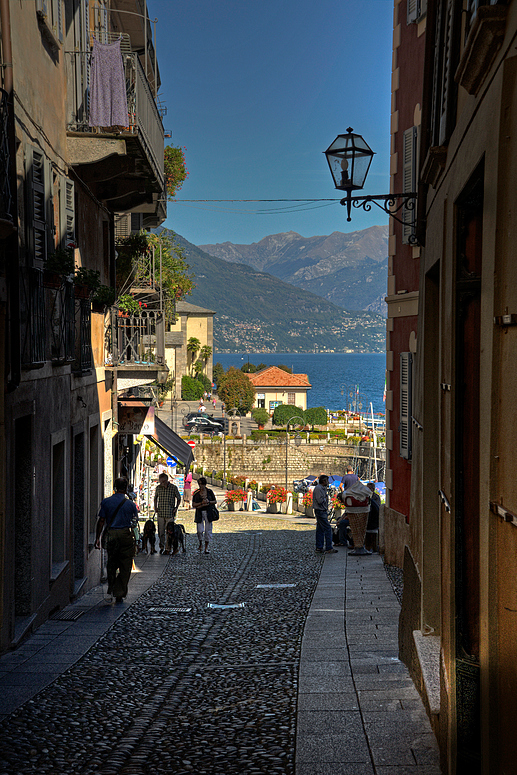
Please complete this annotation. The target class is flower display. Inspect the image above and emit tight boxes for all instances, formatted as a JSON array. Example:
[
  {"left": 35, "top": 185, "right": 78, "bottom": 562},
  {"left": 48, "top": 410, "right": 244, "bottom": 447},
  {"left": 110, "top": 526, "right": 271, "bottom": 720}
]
[
  {"left": 224, "top": 489, "right": 247, "bottom": 504},
  {"left": 267, "top": 486, "right": 288, "bottom": 504},
  {"left": 331, "top": 493, "right": 345, "bottom": 509},
  {"left": 301, "top": 491, "right": 313, "bottom": 507}
]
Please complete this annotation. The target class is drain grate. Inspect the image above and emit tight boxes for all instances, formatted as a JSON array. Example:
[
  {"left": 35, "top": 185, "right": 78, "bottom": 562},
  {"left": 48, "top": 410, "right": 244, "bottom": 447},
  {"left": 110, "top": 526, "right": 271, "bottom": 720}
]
[
  {"left": 207, "top": 602, "right": 246, "bottom": 609},
  {"left": 148, "top": 607, "right": 192, "bottom": 613},
  {"left": 51, "top": 609, "right": 86, "bottom": 621},
  {"left": 256, "top": 583, "right": 297, "bottom": 589}
]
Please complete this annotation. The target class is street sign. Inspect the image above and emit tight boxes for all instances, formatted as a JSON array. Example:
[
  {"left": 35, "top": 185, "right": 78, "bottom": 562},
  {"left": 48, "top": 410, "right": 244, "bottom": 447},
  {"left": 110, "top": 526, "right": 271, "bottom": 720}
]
[
  {"left": 166, "top": 456, "right": 177, "bottom": 468},
  {"left": 187, "top": 440, "right": 196, "bottom": 448}
]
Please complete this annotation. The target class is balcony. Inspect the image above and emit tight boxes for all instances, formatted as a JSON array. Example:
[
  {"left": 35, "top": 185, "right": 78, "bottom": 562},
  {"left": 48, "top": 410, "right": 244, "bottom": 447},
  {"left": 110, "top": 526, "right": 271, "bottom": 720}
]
[
  {"left": 65, "top": 39, "right": 165, "bottom": 225},
  {"left": 104, "top": 308, "right": 168, "bottom": 390}
]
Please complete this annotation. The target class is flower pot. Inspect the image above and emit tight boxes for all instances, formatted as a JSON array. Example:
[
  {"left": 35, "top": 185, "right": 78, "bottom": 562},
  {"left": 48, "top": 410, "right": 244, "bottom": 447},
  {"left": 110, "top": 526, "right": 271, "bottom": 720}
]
[
  {"left": 43, "top": 269, "right": 63, "bottom": 289},
  {"left": 227, "top": 501, "right": 242, "bottom": 511},
  {"left": 305, "top": 505, "right": 314, "bottom": 518},
  {"left": 74, "top": 284, "right": 90, "bottom": 299}
]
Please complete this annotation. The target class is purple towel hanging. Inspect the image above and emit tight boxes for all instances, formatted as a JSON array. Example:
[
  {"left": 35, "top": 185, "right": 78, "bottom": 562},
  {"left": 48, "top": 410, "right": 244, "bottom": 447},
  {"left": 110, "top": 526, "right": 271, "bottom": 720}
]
[{"left": 89, "top": 38, "right": 128, "bottom": 128}]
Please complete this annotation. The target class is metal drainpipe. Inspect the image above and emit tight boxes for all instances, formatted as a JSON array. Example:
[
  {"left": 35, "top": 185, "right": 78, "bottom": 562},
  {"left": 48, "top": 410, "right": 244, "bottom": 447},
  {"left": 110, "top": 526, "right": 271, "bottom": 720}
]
[{"left": 1, "top": 0, "right": 21, "bottom": 393}]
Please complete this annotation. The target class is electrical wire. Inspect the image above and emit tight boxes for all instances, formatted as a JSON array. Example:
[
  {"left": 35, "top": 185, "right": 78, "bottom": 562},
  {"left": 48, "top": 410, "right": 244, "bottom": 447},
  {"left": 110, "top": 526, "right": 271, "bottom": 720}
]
[{"left": 171, "top": 198, "right": 342, "bottom": 215}]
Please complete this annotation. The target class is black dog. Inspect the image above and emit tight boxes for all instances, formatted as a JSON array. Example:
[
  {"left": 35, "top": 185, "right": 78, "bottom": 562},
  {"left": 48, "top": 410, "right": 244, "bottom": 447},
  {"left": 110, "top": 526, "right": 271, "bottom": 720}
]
[
  {"left": 141, "top": 519, "right": 157, "bottom": 554},
  {"left": 164, "top": 521, "right": 187, "bottom": 554}
]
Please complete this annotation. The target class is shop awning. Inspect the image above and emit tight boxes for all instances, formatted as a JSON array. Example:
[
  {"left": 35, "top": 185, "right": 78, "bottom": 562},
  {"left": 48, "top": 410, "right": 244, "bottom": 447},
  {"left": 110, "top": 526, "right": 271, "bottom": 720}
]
[
  {"left": 118, "top": 402, "right": 194, "bottom": 470},
  {"left": 148, "top": 415, "right": 194, "bottom": 470}
]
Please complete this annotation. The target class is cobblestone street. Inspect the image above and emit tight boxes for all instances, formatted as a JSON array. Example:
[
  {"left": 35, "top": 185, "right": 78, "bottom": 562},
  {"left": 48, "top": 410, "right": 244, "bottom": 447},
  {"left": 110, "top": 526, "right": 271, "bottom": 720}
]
[{"left": 0, "top": 512, "right": 441, "bottom": 775}]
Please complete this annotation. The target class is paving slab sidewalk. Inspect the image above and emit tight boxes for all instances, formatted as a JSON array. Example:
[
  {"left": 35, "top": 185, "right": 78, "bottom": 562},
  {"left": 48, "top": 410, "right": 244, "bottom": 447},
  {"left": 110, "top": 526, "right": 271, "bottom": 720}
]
[{"left": 295, "top": 549, "right": 442, "bottom": 775}]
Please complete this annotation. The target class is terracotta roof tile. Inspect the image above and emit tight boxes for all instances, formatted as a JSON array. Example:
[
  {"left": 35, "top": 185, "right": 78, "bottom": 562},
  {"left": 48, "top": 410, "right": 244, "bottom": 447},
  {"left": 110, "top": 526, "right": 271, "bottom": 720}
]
[{"left": 246, "top": 366, "right": 311, "bottom": 388}]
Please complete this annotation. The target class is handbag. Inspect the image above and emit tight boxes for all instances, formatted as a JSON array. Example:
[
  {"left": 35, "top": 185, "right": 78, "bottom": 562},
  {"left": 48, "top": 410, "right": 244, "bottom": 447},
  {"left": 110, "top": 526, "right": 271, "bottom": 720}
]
[{"left": 209, "top": 504, "right": 220, "bottom": 521}]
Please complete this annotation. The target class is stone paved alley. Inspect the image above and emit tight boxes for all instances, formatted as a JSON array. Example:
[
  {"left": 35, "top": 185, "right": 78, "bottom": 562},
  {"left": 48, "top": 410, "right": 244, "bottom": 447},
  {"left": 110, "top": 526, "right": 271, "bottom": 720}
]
[{"left": 0, "top": 511, "right": 441, "bottom": 775}]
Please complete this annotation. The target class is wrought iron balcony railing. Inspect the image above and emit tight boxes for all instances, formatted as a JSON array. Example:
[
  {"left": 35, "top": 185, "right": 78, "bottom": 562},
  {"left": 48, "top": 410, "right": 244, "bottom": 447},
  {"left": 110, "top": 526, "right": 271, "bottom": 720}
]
[
  {"left": 66, "top": 44, "right": 164, "bottom": 190},
  {"left": 105, "top": 309, "right": 165, "bottom": 370}
]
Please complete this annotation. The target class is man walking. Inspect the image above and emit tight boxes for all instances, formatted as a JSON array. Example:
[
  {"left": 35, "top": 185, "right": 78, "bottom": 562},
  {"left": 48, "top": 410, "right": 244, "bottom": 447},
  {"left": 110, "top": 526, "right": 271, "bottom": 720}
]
[
  {"left": 313, "top": 474, "right": 338, "bottom": 555},
  {"left": 154, "top": 472, "right": 181, "bottom": 554},
  {"left": 95, "top": 477, "right": 138, "bottom": 603}
]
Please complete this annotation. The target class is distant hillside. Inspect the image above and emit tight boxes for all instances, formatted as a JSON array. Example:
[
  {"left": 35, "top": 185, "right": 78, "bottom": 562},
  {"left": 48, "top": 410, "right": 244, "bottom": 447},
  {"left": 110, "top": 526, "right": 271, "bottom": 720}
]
[
  {"left": 163, "top": 230, "right": 385, "bottom": 353},
  {"left": 200, "top": 225, "right": 388, "bottom": 316}
]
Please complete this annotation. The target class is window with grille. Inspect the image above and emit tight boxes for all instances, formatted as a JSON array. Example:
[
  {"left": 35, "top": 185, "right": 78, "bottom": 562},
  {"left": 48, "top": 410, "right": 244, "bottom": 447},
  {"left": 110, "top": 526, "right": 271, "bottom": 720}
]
[{"left": 287, "top": 392, "right": 296, "bottom": 405}]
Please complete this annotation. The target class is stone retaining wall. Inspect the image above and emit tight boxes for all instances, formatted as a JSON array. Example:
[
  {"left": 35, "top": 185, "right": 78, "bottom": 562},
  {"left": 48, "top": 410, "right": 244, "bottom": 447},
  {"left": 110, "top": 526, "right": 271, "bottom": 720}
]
[{"left": 191, "top": 439, "right": 385, "bottom": 483}]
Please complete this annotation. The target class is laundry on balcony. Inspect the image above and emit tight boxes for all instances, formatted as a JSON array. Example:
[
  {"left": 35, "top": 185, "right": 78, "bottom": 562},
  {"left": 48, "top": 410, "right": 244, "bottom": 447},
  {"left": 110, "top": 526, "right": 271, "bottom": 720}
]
[{"left": 88, "top": 38, "right": 128, "bottom": 129}]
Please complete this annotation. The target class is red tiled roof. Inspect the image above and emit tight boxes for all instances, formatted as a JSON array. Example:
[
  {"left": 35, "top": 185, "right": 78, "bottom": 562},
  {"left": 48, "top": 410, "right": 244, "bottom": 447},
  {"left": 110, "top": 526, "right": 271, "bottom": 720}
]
[{"left": 246, "top": 366, "right": 311, "bottom": 388}]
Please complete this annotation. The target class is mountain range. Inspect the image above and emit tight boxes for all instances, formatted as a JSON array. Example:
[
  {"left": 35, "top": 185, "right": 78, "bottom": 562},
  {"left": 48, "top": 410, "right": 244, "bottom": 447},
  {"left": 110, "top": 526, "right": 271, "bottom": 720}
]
[
  {"left": 163, "top": 230, "right": 386, "bottom": 354},
  {"left": 199, "top": 225, "right": 388, "bottom": 316}
]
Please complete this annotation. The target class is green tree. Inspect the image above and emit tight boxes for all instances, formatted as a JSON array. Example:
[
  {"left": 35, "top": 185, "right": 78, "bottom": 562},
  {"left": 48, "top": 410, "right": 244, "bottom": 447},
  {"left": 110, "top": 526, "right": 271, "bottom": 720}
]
[
  {"left": 304, "top": 407, "right": 328, "bottom": 430},
  {"left": 277, "top": 364, "right": 292, "bottom": 374},
  {"left": 199, "top": 345, "right": 212, "bottom": 371},
  {"left": 187, "top": 337, "right": 201, "bottom": 375},
  {"left": 272, "top": 404, "right": 306, "bottom": 427},
  {"left": 213, "top": 362, "right": 225, "bottom": 388},
  {"left": 181, "top": 375, "right": 204, "bottom": 400},
  {"left": 217, "top": 366, "right": 256, "bottom": 413}
]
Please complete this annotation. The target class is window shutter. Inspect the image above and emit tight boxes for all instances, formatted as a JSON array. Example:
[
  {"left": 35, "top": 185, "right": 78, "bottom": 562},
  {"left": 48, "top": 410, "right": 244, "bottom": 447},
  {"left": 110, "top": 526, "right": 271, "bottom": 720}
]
[
  {"left": 26, "top": 146, "right": 48, "bottom": 264},
  {"left": 402, "top": 127, "right": 418, "bottom": 244},
  {"left": 400, "top": 352, "right": 413, "bottom": 459},
  {"left": 114, "top": 213, "right": 131, "bottom": 238},
  {"left": 60, "top": 177, "right": 75, "bottom": 249},
  {"left": 438, "top": 0, "right": 456, "bottom": 146},
  {"left": 52, "top": 0, "right": 63, "bottom": 43},
  {"left": 408, "top": 0, "right": 419, "bottom": 24}
]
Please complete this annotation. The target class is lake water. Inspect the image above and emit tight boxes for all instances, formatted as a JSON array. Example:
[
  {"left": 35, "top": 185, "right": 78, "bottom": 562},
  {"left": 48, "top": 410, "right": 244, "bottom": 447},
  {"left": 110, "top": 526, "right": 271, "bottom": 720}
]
[{"left": 214, "top": 352, "right": 386, "bottom": 415}]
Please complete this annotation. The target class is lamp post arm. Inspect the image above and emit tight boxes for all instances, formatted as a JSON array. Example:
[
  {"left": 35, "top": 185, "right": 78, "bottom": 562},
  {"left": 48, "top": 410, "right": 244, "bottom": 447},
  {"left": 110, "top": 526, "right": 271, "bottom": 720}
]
[{"left": 340, "top": 191, "right": 418, "bottom": 229}]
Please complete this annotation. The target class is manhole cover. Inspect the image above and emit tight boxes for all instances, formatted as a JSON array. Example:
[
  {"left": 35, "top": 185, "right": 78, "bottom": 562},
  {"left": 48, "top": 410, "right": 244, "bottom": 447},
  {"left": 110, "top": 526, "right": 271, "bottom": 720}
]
[
  {"left": 207, "top": 602, "right": 246, "bottom": 609},
  {"left": 51, "top": 609, "right": 86, "bottom": 621},
  {"left": 148, "top": 607, "right": 192, "bottom": 613},
  {"left": 256, "top": 584, "right": 297, "bottom": 589}
]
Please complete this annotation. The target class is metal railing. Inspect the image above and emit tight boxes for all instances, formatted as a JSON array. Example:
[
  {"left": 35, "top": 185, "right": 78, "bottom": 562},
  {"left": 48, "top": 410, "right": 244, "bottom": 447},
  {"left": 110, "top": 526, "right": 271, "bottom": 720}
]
[
  {"left": 105, "top": 309, "right": 165, "bottom": 368},
  {"left": 66, "top": 47, "right": 164, "bottom": 189},
  {"left": 0, "top": 89, "right": 13, "bottom": 224},
  {"left": 74, "top": 299, "right": 93, "bottom": 373}
]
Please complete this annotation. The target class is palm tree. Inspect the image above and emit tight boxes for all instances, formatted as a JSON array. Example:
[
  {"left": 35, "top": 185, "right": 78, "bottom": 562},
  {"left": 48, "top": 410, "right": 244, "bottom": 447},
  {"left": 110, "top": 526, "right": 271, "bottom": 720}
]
[
  {"left": 199, "top": 345, "right": 212, "bottom": 373},
  {"left": 187, "top": 337, "right": 201, "bottom": 374}
]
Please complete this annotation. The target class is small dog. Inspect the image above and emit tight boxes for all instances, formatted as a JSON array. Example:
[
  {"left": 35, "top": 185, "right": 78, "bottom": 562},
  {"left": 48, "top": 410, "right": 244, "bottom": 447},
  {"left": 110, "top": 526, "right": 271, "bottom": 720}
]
[
  {"left": 141, "top": 519, "right": 157, "bottom": 554},
  {"left": 164, "top": 521, "right": 187, "bottom": 554}
]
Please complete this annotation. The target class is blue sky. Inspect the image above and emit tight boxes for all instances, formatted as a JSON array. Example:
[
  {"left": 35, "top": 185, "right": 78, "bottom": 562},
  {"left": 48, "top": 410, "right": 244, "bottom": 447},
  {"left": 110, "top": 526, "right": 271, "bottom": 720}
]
[{"left": 152, "top": 0, "right": 393, "bottom": 246}]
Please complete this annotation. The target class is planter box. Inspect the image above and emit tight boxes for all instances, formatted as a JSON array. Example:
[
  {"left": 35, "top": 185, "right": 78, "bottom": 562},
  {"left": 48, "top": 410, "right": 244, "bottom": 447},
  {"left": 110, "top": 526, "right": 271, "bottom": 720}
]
[
  {"left": 305, "top": 505, "right": 314, "bottom": 518},
  {"left": 227, "top": 501, "right": 242, "bottom": 511},
  {"left": 266, "top": 502, "right": 279, "bottom": 514}
]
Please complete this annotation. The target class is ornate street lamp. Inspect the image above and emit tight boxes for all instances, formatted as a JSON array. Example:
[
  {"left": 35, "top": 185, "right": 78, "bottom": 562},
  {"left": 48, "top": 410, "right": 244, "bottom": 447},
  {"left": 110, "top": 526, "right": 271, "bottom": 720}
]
[
  {"left": 324, "top": 128, "right": 417, "bottom": 236},
  {"left": 285, "top": 415, "right": 305, "bottom": 492}
]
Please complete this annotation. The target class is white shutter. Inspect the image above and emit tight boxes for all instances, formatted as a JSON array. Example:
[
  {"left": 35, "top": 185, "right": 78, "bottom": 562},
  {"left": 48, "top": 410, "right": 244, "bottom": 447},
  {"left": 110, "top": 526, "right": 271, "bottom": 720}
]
[
  {"left": 60, "top": 177, "right": 75, "bottom": 248},
  {"left": 408, "top": 0, "right": 419, "bottom": 24},
  {"left": 400, "top": 352, "right": 413, "bottom": 460},
  {"left": 402, "top": 127, "right": 417, "bottom": 244},
  {"left": 114, "top": 213, "right": 131, "bottom": 238}
]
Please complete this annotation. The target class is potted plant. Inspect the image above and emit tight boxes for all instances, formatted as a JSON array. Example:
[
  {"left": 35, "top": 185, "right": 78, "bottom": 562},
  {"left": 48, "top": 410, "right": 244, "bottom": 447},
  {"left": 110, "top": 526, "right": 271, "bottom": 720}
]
[
  {"left": 266, "top": 486, "right": 288, "bottom": 514},
  {"left": 91, "top": 283, "right": 116, "bottom": 312},
  {"left": 302, "top": 491, "right": 314, "bottom": 518},
  {"left": 223, "top": 489, "right": 247, "bottom": 511},
  {"left": 331, "top": 493, "right": 345, "bottom": 517},
  {"left": 44, "top": 247, "right": 74, "bottom": 287},
  {"left": 117, "top": 293, "right": 141, "bottom": 317},
  {"left": 74, "top": 267, "right": 101, "bottom": 299},
  {"left": 251, "top": 408, "right": 269, "bottom": 430}
]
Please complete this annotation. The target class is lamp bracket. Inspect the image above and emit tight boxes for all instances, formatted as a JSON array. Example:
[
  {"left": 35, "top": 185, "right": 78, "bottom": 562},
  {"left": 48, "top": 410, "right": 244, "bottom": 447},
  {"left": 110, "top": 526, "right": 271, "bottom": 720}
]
[{"left": 339, "top": 191, "right": 419, "bottom": 243}]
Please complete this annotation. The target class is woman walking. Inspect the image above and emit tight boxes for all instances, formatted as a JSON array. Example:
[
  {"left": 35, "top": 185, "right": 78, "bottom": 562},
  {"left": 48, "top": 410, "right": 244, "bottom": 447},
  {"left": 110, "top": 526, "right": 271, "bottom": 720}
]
[
  {"left": 192, "top": 477, "right": 218, "bottom": 554},
  {"left": 183, "top": 470, "right": 193, "bottom": 509}
]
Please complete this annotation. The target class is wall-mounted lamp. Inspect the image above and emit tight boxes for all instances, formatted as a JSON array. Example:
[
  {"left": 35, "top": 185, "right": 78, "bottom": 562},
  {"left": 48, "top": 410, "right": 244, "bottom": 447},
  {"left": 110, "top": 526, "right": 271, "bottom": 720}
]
[{"left": 324, "top": 128, "right": 417, "bottom": 240}]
